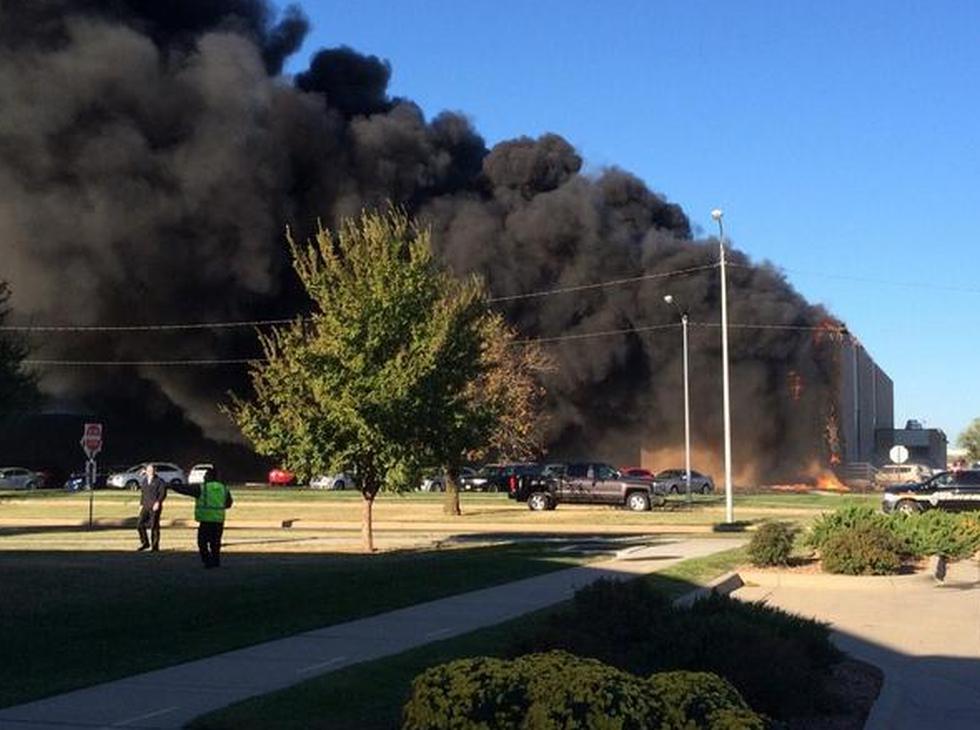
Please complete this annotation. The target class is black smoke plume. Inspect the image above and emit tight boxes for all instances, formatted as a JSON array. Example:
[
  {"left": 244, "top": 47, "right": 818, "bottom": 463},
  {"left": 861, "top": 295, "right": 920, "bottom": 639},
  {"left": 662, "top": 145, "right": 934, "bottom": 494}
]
[{"left": 0, "top": 1, "right": 839, "bottom": 479}]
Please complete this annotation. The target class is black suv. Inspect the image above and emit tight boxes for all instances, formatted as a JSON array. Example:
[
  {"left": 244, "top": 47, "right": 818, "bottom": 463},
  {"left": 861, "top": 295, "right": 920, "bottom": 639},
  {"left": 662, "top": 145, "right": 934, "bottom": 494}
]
[
  {"left": 881, "top": 470, "right": 980, "bottom": 514},
  {"left": 461, "top": 463, "right": 540, "bottom": 492}
]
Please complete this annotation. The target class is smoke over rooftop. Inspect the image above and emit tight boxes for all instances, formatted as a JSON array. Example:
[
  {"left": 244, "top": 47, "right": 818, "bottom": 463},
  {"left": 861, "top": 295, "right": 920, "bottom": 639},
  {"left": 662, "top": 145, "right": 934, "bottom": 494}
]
[{"left": 0, "top": 1, "right": 839, "bottom": 479}]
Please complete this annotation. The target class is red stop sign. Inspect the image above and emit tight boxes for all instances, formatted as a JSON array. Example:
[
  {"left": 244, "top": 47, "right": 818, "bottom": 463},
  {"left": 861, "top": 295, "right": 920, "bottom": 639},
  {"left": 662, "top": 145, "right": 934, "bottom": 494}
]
[{"left": 81, "top": 423, "right": 103, "bottom": 458}]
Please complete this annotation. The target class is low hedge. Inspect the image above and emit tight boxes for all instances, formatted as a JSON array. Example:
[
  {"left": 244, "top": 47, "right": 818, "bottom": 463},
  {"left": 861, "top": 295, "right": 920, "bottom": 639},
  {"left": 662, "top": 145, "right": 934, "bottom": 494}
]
[
  {"left": 747, "top": 521, "right": 796, "bottom": 566},
  {"left": 518, "top": 580, "right": 839, "bottom": 719},
  {"left": 402, "top": 651, "right": 765, "bottom": 730},
  {"left": 808, "top": 506, "right": 980, "bottom": 574},
  {"left": 820, "top": 523, "right": 903, "bottom": 575}
]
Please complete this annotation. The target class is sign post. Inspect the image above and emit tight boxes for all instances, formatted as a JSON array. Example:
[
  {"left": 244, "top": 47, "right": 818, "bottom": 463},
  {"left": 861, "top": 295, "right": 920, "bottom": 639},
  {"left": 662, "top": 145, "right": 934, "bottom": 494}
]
[{"left": 80, "top": 423, "right": 103, "bottom": 529}]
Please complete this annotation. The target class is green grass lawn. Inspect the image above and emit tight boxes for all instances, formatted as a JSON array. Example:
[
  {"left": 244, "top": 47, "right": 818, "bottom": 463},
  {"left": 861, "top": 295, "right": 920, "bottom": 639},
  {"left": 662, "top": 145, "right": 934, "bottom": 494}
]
[
  {"left": 189, "top": 547, "right": 749, "bottom": 730},
  {"left": 0, "top": 543, "right": 584, "bottom": 709}
]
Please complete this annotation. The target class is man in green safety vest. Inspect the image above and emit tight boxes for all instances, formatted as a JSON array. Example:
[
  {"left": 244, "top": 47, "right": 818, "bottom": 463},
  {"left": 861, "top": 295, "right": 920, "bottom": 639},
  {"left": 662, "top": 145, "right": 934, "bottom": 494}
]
[{"left": 170, "top": 466, "right": 233, "bottom": 568}]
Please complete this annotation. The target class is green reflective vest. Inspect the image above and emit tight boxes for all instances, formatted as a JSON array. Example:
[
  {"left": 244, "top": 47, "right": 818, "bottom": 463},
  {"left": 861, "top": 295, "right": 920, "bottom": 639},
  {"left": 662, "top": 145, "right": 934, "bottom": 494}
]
[{"left": 195, "top": 481, "right": 228, "bottom": 523}]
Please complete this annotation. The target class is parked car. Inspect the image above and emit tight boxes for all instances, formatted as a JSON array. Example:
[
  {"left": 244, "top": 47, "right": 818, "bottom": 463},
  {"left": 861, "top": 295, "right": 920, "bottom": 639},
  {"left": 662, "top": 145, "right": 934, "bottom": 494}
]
[
  {"left": 876, "top": 463, "right": 933, "bottom": 487},
  {"left": 188, "top": 463, "right": 214, "bottom": 485},
  {"left": 310, "top": 472, "right": 355, "bottom": 490},
  {"left": 63, "top": 467, "right": 119, "bottom": 491},
  {"left": 420, "top": 467, "right": 477, "bottom": 492},
  {"left": 461, "top": 463, "right": 541, "bottom": 492},
  {"left": 510, "top": 462, "right": 666, "bottom": 512},
  {"left": 0, "top": 467, "right": 41, "bottom": 490},
  {"left": 107, "top": 462, "right": 186, "bottom": 489},
  {"left": 268, "top": 468, "right": 296, "bottom": 486},
  {"left": 653, "top": 469, "right": 714, "bottom": 495},
  {"left": 881, "top": 470, "right": 980, "bottom": 514},
  {"left": 620, "top": 467, "right": 655, "bottom": 480}
]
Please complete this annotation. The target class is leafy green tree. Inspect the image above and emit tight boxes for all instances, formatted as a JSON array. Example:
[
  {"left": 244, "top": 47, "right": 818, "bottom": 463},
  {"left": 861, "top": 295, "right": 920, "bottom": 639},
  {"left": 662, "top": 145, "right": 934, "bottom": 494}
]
[
  {"left": 958, "top": 418, "right": 980, "bottom": 462},
  {"left": 0, "top": 282, "right": 36, "bottom": 419},
  {"left": 228, "top": 209, "right": 493, "bottom": 551}
]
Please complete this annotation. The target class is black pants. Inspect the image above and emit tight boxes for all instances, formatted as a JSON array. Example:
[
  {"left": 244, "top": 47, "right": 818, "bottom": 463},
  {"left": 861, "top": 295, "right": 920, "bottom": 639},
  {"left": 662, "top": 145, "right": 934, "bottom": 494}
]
[
  {"left": 137, "top": 507, "right": 162, "bottom": 549},
  {"left": 198, "top": 521, "right": 224, "bottom": 567}
]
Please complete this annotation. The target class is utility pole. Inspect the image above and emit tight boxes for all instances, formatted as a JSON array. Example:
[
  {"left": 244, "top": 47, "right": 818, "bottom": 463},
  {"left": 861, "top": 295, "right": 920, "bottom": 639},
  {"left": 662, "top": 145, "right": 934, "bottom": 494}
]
[{"left": 712, "top": 208, "right": 735, "bottom": 524}]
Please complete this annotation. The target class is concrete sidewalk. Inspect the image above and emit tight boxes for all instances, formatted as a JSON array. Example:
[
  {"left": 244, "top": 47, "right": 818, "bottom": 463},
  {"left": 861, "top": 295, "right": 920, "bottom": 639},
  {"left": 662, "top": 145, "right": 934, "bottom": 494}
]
[
  {"left": 0, "top": 536, "right": 742, "bottom": 729},
  {"left": 734, "top": 560, "right": 980, "bottom": 730}
]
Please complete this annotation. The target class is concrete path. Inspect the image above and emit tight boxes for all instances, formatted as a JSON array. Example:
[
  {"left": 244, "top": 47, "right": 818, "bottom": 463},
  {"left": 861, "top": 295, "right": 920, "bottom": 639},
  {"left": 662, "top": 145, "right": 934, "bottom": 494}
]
[
  {"left": 0, "top": 536, "right": 742, "bottom": 729},
  {"left": 734, "top": 560, "right": 980, "bottom": 730}
]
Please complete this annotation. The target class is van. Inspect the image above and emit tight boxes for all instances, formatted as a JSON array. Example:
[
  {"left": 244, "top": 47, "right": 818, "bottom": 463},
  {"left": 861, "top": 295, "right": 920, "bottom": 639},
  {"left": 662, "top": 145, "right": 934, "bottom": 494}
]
[{"left": 876, "top": 463, "right": 932, "bottom": 487}]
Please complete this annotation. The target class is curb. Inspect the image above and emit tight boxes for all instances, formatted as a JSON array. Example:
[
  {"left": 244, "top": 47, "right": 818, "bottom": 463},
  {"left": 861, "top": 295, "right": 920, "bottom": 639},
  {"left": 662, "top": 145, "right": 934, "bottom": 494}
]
[{"left": 673, "top": 570, "right": 745, "bottom": 607}]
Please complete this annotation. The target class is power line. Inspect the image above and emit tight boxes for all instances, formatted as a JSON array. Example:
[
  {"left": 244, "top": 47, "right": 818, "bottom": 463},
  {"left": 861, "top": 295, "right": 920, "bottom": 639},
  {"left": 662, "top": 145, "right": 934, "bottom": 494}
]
[
  {"left": 1, "top": 318, "right": 299, "bottom": 334},
  {"left": 0, "top": 262, "right": 719, "bottom": 333},
  {"left": 729, "top": 263, "right": 980, "bottom": 296},
  {"left": 23, "top": 358, "right": 259, "bottom": 367},
  {"left": 488, "top": 263, "right": 718, "bottom": 303},
  {"left": 23, "top": 318, "right": 866, "bottom": 366},
  {"left": 513, "top": 322, "right": 680, "bottom": 345}
]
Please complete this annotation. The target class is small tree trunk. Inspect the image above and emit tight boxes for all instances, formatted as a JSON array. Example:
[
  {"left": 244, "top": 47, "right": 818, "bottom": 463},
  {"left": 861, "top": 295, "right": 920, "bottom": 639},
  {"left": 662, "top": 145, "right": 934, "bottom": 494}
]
[
  {"left": 361, "top": 490, "right": 376, "bottom": 553},
  {"left": 443, "top": 464, "right": 461, "bottom": 517}
]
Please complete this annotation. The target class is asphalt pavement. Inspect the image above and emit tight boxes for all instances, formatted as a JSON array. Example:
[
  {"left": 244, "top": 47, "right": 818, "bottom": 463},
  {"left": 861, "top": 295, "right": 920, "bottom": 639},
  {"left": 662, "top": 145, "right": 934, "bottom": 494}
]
[{"left": 0, "top": 536, "right": 743, "bottom": 729}]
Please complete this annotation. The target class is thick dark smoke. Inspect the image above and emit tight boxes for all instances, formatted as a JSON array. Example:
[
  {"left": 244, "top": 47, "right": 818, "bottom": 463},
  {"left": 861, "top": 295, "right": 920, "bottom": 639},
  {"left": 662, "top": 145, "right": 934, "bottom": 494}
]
[{"left": 0, "top": 1, "right": 839, "bottom": 479}]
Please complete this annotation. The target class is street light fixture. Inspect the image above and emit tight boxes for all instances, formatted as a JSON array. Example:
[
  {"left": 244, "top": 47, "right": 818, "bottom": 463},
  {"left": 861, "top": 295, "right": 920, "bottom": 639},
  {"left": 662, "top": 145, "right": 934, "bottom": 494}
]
[
  {"left": 663, "top": 294, "right": 692, "bottom": 504},
  {"left": 711, "top": 208, "right": 734, "bottom": 524}
]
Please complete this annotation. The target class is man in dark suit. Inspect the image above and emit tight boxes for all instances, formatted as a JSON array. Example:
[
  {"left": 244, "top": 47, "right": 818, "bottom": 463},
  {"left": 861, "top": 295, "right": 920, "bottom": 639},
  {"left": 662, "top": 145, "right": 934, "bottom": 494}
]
[{"left": 136, "top": 464, "right": 167, "bottom": 551}]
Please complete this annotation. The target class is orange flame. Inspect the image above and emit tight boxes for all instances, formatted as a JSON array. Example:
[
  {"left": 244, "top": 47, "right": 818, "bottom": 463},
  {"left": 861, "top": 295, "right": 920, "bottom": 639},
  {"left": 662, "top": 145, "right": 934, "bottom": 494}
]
[{"left": 814, "top": 472, "right": 848, "bottom": 492}]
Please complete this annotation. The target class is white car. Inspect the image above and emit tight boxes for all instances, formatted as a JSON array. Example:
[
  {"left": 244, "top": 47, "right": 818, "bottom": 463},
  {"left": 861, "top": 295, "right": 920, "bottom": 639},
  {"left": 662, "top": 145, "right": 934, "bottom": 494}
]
[
  {"left": 310, "top": 472, "right": 354, "bottom": 490},
  {"left": 876, "top": 463, "right": 933, "bottom": 487},
  {"left": 420, "top": 468, "right": 477, "bottom": 492},
  {"left": 107, "top": 462, "right": 186, "bottom": 490},
  {"left": 0, "top": 467, "right": 41, "bottom": 490},
  {"left": 188, "top": 463, "right": 213, "bottom": 485}
]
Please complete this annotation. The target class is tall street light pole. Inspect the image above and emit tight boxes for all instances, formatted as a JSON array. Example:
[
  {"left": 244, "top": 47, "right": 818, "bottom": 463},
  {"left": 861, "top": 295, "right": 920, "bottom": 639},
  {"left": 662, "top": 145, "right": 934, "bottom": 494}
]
[
  {"left": 663, "top": 294, "right": 692, "bottom": 504},
  {"left": 712, "top": 208, "right": 735, "bottom": 524}
]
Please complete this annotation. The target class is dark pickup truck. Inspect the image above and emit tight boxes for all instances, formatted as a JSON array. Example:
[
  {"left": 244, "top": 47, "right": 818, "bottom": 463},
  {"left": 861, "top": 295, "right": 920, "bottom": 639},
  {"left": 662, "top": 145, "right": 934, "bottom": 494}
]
[
  {"left": 881, "top": 469, "right": 980, "bottom": 514},
  {"left": 509, "top": 462, "right": 666, "bottom": 512}
]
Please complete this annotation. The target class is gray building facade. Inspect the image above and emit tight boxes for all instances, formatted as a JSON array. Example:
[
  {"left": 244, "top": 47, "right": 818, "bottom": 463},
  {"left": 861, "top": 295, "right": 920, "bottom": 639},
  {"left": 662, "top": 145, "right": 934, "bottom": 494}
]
[{"left": 837, "top": 338, "right": 894, "bottom": 465}]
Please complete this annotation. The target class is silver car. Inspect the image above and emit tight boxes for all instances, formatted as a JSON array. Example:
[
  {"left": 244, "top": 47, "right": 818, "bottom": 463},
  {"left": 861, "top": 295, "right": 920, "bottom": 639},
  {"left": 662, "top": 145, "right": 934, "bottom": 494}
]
[
  {"left": 654, "top": 469, "right": 714, "bottom": 495},
  {"left": 420, "top": 468, "right": 477, "bottom": 492},
  {"left": 0, "top": 467, "right": 40, "bottom": 490},
  {"left": 107, "top": 462, "right": 186, "bottom": 490},
  {"left": 310, "top": 472, "right": 355, "bottom": 490}
]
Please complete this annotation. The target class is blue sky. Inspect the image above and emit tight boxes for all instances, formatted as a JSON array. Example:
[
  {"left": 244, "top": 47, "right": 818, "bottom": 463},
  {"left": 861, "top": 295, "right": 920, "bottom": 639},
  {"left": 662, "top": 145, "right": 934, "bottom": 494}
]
[{"left": 287, "top": 1, "right": 980, "bottom": 442}]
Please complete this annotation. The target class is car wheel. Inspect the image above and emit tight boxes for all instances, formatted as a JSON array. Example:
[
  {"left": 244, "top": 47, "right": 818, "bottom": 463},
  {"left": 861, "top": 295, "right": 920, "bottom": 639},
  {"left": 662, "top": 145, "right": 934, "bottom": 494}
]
[
  {"left": 626, "top": 491, "right": 651, "bottom": 512},
  {"left": 335, "top": 480, "right": 346, "bottom": 491},
  {"left": 170, "top": 479, "right": 182, "bottom": 486},
  {"left": 25, "top": 480, "right": 36, "bottom": 491},
  {"left": 701, "top": 485, "right": 711, "bottom": 495},
  {"left": 433, "top": 481, "right": 443, "bottom": 492},
  {"left": 669, "top": 484, "right": 679, "bottom": 494},
  {"left": 896, "top": 499, "right": 923, "bottom": 515},
  {"left": 527, "top": 492, "right": 551, "bottom": 511},
  {"left": 126, "top": 479, "right": 139, "bottom": 491}
]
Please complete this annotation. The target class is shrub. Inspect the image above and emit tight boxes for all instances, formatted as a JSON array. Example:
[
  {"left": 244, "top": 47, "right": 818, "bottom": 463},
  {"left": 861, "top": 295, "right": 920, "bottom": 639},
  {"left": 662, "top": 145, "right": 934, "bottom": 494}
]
[
  {"left": 651, "top": 671, "right": 765, "bottom": 729},
  {"left": 821, "top": 524, "right": 903, "bottom": 575},
  {"left": 661, "top": 608, "right": 830, "bottom": 717},
  {"left": 892, "top": 510, "right": 980, "bottom": 560},
  {"left": 516, "top": 586, "right": 839, "bottom": 719},
  {"left": 687, "top": 593, "right": 841, "bottom": 670},
  {"left": 806, "top": 505, "right": 894, "bottom": 552},
  {"left": 401, "top": 651, "right": 764, "bottom": 730},
  {"left": 748, "top": 521, "right": 796, "bottom": 566}
]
